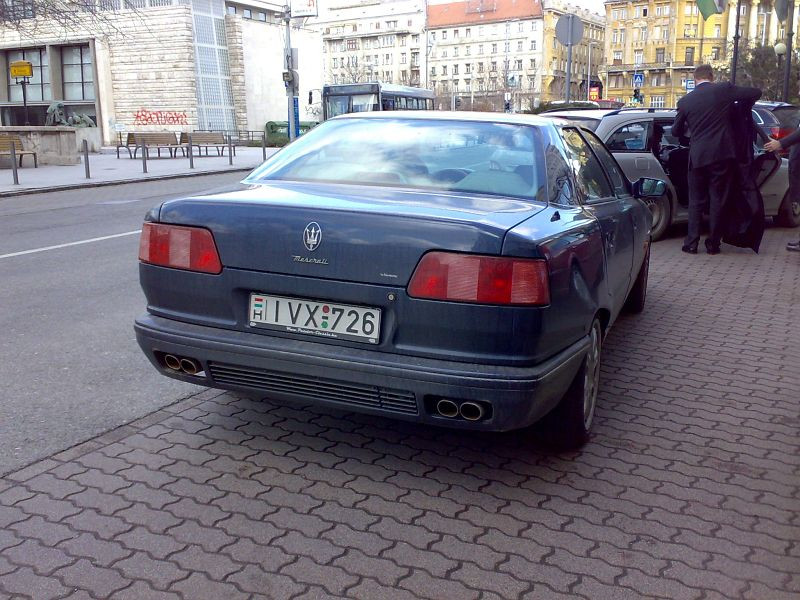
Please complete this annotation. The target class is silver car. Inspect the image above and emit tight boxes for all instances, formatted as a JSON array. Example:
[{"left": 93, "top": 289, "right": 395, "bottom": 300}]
[{"left": 544, "top": 108, "right": 799, "bottom": 240}]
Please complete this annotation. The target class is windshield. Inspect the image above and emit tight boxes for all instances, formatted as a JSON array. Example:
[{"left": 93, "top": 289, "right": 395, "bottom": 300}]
[{"left": 245, "top": 118, "right": 545, "bottom": 200}]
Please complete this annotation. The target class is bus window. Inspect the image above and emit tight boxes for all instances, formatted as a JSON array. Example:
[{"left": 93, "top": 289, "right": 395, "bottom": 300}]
[
  {"left": 325, "top": 96, "right": 349, "bottom": 118},
  {"left": 408, "top": 98, "right": 418, "bottom": 109},
  {"left": 382, "top": 97, "right": 395, "bottom": 110},
  {"left": 398, "top": 97, "right": 406, "bottom": 109},
  {"left": 352, "top": 94, "right": 378, "bottom": 112}
]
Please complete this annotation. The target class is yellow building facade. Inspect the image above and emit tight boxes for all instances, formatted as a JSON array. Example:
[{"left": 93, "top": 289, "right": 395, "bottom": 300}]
[
  {"left": 541, "top": 1, "right": 606, "bottom": 103},
  {"left": 600, "top": 0, "right": 738, "bottom": 107}
]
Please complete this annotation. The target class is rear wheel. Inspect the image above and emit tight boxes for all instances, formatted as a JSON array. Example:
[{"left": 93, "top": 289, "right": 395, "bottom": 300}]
[
  {"left": 539, "top": 318, "right": 603, "bottom": 449},
  {"left": 775, "top": 191, "right": 800, "bottom": 227},
  {"left": 623, "top": 245, "right": 650, "bottom": 314},
  {"left": 645, "top": 194, "right": 672, "bottom": 241}
]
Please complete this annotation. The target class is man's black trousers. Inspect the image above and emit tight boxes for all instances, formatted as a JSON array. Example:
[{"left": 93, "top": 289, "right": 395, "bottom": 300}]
[{"left": 685, "top": 159, "right": 735, "bottom": 249}]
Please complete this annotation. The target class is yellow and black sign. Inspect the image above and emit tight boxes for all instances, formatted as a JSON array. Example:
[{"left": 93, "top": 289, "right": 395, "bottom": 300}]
[{"left": 9, "top": 60, "right": 33, "bottom": 79}]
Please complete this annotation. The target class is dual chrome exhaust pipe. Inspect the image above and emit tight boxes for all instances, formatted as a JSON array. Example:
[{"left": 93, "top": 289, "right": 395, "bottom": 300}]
[
  {"left": 164, "top": 354, "right": 201, "bottom": 376},
  {"left": 435, "top": 399, "right": 487, "bottom": 422}
]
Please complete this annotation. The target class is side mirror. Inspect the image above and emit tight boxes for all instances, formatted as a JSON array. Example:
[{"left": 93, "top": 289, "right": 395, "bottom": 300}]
[{"left": 633, "top": 177, "right": 666, "bottom": 198}]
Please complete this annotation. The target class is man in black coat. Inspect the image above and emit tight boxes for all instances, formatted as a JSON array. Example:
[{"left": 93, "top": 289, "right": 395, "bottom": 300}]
[
  {"left": 672, "top": 64, "right": 762, "bottom": 254},
  {"left": 765, "top": 131, "right": 800, "bottom": 252}
]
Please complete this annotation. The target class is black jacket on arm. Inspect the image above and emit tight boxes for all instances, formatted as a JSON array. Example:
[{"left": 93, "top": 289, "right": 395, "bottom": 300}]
[{"left": 672, "top": 81, "right": 762, "bottom": 169}]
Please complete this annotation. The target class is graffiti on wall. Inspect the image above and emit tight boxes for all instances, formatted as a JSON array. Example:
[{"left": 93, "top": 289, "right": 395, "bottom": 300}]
[{"left": 133, "top": 109, "right": 189, "bottom": 126}]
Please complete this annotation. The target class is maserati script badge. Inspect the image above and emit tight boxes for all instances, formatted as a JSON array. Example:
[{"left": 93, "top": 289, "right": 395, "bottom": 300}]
[{"left": 303, "top": 222, "right": 322, "bottom": 252}]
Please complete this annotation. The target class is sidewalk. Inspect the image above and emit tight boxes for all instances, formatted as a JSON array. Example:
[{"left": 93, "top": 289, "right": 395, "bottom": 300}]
[{"left": 0, "top": 147, "right": 277, "bottom": 197}]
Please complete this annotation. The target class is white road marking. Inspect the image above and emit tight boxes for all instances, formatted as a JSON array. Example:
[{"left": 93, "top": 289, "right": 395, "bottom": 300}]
[{"left": 0, "top": 230, "right": 142, "bottom": 260}]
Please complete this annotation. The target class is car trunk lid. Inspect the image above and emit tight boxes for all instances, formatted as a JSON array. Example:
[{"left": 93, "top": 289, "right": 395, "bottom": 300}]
[{"left": 157, "top": 181, "right": 546, "bottom": 286}]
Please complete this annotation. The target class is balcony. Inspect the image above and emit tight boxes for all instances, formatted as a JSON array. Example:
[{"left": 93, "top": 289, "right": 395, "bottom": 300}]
[{"left": 603, "top": 62, "right": 671, "bottom": 72}]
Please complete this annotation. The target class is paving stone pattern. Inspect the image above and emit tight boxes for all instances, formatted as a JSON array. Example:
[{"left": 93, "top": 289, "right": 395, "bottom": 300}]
[{"left": 1, "top": 229, "right": 799, "bottom": 599}]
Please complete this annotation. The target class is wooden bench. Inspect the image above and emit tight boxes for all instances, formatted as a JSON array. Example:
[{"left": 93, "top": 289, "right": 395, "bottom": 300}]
[
  {"left": 0, "top": 135, "right": 38, "bottom": 168},
  {"left": 179, "top": 132, "right": 234, "bottom": 157},
  {"left": 116, "top": 132, "right": 182, "bottom": 158}
]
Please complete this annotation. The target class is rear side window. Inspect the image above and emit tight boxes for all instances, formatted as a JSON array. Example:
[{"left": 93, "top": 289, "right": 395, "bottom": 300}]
[
  {"left": 581, "top": 130, "right": 630, "bottom": 197},
  {"left": 606, "top": 122, "right": 652, "bottom": 152},
  {"left": 562, "top": 128, "right": 613, "bottom": 202},
  {"left": 772, "top": 106, "right": 800, "bottom": 128}
]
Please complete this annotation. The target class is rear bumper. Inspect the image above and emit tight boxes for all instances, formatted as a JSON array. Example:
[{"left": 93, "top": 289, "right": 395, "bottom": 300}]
[{"left": 134, "top": 314, "right": 589, "bottom": 432}]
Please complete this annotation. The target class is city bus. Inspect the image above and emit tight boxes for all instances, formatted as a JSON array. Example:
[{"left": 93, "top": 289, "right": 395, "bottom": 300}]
[{"left": 321, "top": 82, "right": 435, "bottom": 121}]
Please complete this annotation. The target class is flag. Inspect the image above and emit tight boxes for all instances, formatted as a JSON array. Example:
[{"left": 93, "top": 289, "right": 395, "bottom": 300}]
[
  {"left": 775, "top": 0, "right": 789, "bottom": 21},
  {"left": 696, "top": 0, "right": 727, "bottom": 20}
]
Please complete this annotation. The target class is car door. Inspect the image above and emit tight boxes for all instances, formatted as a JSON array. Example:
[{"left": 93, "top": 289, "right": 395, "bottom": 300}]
[
  {"left": 752, "top": 130, "right": 786, "bottom": 216},
  {"left": 582, "top": 129, "right": 650, "bottom": 276},
  {"left": 562, "top": 128, "right": 635, "bottom": 315}
]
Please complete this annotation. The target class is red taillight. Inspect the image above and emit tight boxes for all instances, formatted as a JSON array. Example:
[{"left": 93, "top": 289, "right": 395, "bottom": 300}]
[
  {"left": 138, "top": 222, "right": 222, "bottom": 274},
  {"left": 407, "top": 252, "right": 550, "bottom": 305},
  {"left": 774, "top": 127, "right": 793, "bottom": 140}
]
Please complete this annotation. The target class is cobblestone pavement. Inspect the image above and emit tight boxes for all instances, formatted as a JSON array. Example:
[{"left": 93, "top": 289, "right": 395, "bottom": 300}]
[{"left": 1, "top": 229, "right": 798, "bottom": 600}]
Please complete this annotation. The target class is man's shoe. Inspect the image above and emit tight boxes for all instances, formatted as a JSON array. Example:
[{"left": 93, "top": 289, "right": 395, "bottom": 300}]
[
  {"left": 788, "top": 241, "right": 800, "bottom": 252},
  {"left": 681, "top": 244, "right": 698, "bottom": 254},
  {"left": 705, "top": 240, "right": 720, "bottom": 255}
]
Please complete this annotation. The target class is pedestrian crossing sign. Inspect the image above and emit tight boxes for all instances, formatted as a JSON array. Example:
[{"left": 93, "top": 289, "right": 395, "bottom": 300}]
[{"left": 632, "top": 73, "right": 644, "bottom": 87}]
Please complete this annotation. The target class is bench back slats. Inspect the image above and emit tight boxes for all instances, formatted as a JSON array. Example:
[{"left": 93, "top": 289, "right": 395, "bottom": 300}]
[
  {"left": 0, "top": 134, "right": 30, "bottom": 152},
  {"left": 179, "top": 132, "right": 227, "bottom": 145},
  {"left": 132, "top": 132, "right": 179, "bottom": 146}
]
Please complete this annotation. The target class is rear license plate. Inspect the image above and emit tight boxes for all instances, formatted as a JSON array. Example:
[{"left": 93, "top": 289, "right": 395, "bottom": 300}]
[{"left": 248, "top": 293, "right": 381, "bottom": 344}]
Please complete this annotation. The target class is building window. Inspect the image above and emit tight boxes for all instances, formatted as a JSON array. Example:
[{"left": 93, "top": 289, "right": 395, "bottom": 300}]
[
  {"left": 685, "top": 47, "right": 695, "bottom": 66},
  {"left": 613, "top": 50, "right": 622, "bottom": 62},
  {"left": 242, "top": 8, "right": 251, "bottom": 18},
  {"left": 453, "top": 29, "right": 459, "bottom": 38},
  {"left": 226, "top": 5, "right": 235, "bottom": 14},
  {"left": 453, "top": 64, "right": 459, "bottom": 75},
  {"left": 466, "top": 46, "right": 471, "bottom": 55},
  {"left": 491, "top": 43, "right": 497, "bottom": 53},
  {"left": 257, "top": 12, "right": 266, "bottom": 21},
  {"left": 347, "top": 39, "right": 358, "bottom": 50},
  {"left": 711, "top": 46, "right": 720, "bottom": 60},
  {"left": 650, "top": 95, "right": 665, "bottom": 108},
  {"left": 530, "top": 40, "right": 536, "bottom": 50},
  {"left": 400, "top": 53, "right": 407, "bottom": 64},
  {"left": 466, "top": 28, "right": 471, "bottom": 37},
  {"left": 430, "top": 32, "right": 436, "bottom": 41},
  {"left": 442, "top": 31, "right": 447, "bottom": 40},
  {"left": 8, "top": 47, "right": 50, "bottom": 103},
  {"left": 517, "top": 40, "right": 523, "bottom": 52},
  {"left": 442, "top": 65, "right": 447, "bottom": 75},
  {"left": 634, "top": 50, "right": 643, "bottom": 65},
  {"left": 454, "top": 47, "right": 459, "bottom": 57},
  {"left": 62, "top": 45, "right": 93, "bottom": 101},
  {"left": 465, "top": 63, "right": 472, "bottom": 74},
  {"left": 656, "top": 48, "right": 665, "bottom": 63},
  {"left": 514, "top": 59, "right": 522, "bottom": 70},
  {"left": 714, "top": 25, "right": 721, "bottom": 38},
  {"left": 530, "top": 58, "right": 536, "bottom": 69}
]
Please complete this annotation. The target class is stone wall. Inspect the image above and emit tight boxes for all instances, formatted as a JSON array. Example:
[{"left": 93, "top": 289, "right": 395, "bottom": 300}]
[
  {"left": 106, "top": 7, "right": 198, "bottom": 138},
  {"left": 239, "top": 19, "right": 324, "bottom": 130},
  {"left": 224, "top": 16, "right": 249, "bottom": 134}
]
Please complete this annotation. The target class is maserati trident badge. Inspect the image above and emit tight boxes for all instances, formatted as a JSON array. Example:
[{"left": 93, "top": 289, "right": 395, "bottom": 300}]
[{"left": 303, "top": 222, "right": 322, "bottom": 252}]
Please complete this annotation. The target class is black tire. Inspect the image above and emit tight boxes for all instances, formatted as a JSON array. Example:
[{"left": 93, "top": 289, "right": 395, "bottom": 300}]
[
  {"left": 623, "top": 245, "right": 650, "bottom": 314},
  {"left": 645, "top": 194, "right": 672, "bottom": 241},
  {"left": 538, "top": 318, "right": 603, "bottom": 449},
  {"left": 775, "top": 191, "right": 800, "bottom": 228}
]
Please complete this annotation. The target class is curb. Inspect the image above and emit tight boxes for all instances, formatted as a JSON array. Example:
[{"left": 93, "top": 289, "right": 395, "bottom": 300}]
[{"left": 0, "top": 166, "right": 255, "bottom": 198}]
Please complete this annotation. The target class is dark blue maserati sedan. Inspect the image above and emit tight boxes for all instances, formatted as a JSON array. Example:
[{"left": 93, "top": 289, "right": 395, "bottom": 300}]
[{"left": 135, "top": 112, "right": 663, "bottom": 448}]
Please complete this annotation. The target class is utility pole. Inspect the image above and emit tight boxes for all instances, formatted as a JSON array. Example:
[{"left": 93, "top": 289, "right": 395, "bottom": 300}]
[
  {"left": 586, "top": 42, "right": 592, "bottom": 101},
  {"left": 284, "top": 5, "right": 298, "bottom": 141},
  {"left": 732, "top": 0, "right": 743, "bottom": 84}
]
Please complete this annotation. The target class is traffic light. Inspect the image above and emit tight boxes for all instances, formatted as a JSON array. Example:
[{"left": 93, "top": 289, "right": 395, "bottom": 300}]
[
  {"left": 455, "top": 97, "right": 462, "bottom": 108},
  {"left": 633, "top": 89, "right": 643, "bottom": 103},
  {"left": 504, "top": 100, "right": 511, "bottom": 111}
]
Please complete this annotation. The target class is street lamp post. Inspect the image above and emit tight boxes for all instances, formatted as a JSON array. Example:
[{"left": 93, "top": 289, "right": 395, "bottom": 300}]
[
  {"left": 776, "top": 42, "right": 787, "bottom": 99},
  {"left": 731, "top": 0, "right": 743, "bottom": 84},
  {"left": 782, "top": 1, "right": 795, "bottom": 102}
]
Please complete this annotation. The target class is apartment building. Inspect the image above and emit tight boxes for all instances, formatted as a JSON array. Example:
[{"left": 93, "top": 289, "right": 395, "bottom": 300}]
[
  {"left": 599, "top": 0, "right": 787, "bottom": 108},
  {"left": 313, "top": 0, "right": 427, "bottom": 87},
  {"left": 542, "top": 0, "right": 606, "bottom": 103},
  {"left": 426, "top": 0, "right": 545, "bottom": 111}
]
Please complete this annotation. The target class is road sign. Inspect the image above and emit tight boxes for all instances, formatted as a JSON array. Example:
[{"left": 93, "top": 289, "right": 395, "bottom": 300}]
[
  {"left": 686, "top": 78, "right": 695, "bottom": 91},
  {"left": 632, "top": 72, "right": 644, "bottom": 87},
  {"left": 290, "top": 0, "right": 317, "bottom": 17},
  {"left": 556, "top": 14, "right": 584, "bottom": 47},
  {"left": 9, "top": 60, "right": 32, "bottom": 79},
  {"left": 589, "top": 87, "right": 600, "bottom": 101}
]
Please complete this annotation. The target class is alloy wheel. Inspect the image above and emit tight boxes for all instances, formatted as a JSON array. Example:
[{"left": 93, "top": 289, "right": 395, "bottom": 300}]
[{"left": 582, "top": 321, "right": 602, "bottom": 430}]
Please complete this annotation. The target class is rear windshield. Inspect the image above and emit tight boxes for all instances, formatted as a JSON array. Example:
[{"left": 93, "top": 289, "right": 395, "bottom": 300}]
[
  {"left": 772, "top": 106, "right": 800, "bottom": 128},
  {"left": 245, "top": 118, "right": 546, "bottom": 200}
]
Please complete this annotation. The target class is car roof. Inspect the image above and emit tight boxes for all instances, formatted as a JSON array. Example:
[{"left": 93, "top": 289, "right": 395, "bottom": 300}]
[
  {"left": 755, "top": 100, "right": 795, "bottom": 108},
  {"left": 333, "top": 110, "right": 560, "bottom": 127}
]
